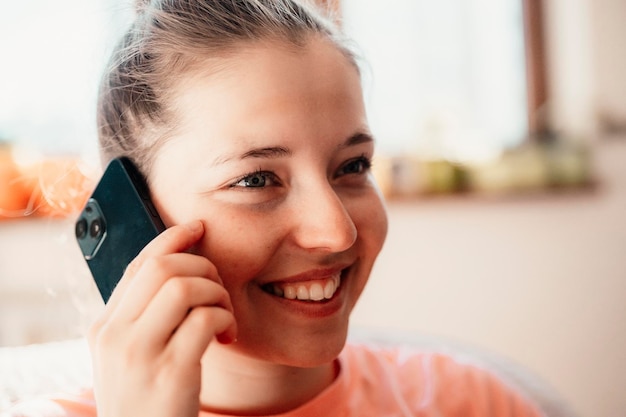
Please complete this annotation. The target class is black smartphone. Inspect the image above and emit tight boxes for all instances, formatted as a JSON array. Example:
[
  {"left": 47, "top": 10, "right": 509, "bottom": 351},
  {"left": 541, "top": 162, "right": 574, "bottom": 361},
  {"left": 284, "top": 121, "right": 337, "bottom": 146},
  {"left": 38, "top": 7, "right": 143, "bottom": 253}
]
[{"left": 75, "top": 157, "right": 166, "bottom": 303}]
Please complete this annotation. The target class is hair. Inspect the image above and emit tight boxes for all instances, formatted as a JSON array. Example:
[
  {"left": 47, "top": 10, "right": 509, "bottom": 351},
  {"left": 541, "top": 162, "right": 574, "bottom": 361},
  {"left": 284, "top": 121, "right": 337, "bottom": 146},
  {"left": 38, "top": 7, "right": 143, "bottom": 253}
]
[{"left": 97, "top": 0, "right": 358, "bottom": 178}]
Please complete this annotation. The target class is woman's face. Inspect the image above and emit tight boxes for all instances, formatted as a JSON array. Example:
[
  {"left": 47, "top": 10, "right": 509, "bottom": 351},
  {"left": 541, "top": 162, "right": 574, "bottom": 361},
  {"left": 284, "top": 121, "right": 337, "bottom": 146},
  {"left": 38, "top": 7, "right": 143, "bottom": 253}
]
[{"left": 150, "top": 37, "right": 388, "bottom": 367}]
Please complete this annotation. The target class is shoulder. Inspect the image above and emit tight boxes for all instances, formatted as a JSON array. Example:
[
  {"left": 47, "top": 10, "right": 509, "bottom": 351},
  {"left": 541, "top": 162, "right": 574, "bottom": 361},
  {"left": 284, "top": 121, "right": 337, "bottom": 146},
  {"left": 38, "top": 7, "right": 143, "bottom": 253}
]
[{"left": 341, "top": 343, "right": 544, "bottom": 417}]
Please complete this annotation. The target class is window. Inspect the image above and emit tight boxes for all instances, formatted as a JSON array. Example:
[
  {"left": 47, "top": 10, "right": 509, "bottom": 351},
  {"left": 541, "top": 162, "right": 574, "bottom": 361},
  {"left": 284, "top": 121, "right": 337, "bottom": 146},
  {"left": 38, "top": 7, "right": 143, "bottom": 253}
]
[
  {"left": 341, "top": 0, "right": 528, "bottom": 162},
  {"left": 2, "top": 1, "right": 527, "bottom": 164},
  {"left": 0, "top": 1, "right": 131, "bottom": 157}
]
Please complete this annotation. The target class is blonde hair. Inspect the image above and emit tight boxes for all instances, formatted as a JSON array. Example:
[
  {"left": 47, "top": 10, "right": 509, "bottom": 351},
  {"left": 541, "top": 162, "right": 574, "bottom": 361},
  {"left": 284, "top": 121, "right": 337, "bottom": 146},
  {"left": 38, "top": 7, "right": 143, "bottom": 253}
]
[{"left": 97, "top": 0, "right": 357, "bottom": 177}]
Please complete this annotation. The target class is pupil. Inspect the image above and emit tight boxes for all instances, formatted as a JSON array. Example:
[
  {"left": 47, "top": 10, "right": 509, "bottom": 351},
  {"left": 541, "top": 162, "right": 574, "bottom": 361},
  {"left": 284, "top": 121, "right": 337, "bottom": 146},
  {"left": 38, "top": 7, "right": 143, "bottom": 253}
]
[{"left": 248, "top": 174, "right": 265, "bottom": 187}]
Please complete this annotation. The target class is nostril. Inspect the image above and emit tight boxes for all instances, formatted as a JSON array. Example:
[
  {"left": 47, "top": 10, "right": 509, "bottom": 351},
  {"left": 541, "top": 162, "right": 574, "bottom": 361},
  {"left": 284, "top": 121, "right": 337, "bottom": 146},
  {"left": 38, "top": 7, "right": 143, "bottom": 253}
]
[
  {"left": 301, "top": 213, "right": 356, "bottom": 251},
  {"left": 290, "top": 186, "right": 357, "bottom": 251}
]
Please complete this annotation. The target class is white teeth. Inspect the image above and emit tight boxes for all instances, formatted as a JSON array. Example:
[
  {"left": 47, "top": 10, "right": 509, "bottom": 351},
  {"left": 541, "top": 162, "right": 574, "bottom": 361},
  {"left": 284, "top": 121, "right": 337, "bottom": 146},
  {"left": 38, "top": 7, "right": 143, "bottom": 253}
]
[
  {"left": 296, "top": 285, "right": 309, "bottom": 300},
  {"left": 310, "top": 283, "right": 324, "bottom": 301},
  {"left": 323, "top": 280, "right": 335, "bottom": 299},
  {"left": 284, "top": 286, "right": 297, "bottom": 300},
  {"left": 268, "top": 273, "right": 342, "bottom": 302}
]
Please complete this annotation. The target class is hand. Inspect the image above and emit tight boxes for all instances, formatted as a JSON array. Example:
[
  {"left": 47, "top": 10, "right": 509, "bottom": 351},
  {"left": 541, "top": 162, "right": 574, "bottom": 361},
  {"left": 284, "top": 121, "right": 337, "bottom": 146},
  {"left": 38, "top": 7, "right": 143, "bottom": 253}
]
[{"left": 87, "top": 220, "right": 237, "bottom": 417}]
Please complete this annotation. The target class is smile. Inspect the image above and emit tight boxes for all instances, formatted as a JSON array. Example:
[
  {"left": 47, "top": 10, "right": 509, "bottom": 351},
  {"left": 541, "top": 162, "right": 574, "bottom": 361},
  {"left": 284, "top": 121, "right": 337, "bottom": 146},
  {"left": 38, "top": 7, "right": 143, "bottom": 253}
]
[{"left": 262, "top": 272, "right": 342, "bottom": 302}]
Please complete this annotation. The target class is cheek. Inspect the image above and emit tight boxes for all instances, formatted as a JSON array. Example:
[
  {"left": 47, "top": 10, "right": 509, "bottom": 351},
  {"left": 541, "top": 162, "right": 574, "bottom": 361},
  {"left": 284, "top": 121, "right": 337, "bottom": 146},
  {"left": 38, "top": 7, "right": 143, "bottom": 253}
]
[
  {"left": 352, "top": 194, "right": 388, "bottom": 255},
  {"left": 197, "top": 209, "right": 283, "bottom": 285}
]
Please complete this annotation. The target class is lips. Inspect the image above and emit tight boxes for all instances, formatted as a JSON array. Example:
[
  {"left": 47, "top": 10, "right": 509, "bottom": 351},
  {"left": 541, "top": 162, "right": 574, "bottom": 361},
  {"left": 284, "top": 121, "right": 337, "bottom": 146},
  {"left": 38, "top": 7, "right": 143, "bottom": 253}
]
[
  {"left": 260, "top": 264, "right": 350, "bottom": 303},
  {"left": 262, "top": 272, "right": 341, "bottom": 301}
]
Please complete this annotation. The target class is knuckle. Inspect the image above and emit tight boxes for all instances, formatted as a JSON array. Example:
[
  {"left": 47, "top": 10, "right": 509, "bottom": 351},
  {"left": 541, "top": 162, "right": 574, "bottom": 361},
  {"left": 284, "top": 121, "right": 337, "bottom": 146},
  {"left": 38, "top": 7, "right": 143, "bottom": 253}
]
[
  {"left": 163, "top": 278, "right": 191, "bottom": 303},
  {"left": 124, "top": 257, "right": 141, "bottom": 277},
  {"left": 143, "top": 256, "right": 169, "bottom": 273}
]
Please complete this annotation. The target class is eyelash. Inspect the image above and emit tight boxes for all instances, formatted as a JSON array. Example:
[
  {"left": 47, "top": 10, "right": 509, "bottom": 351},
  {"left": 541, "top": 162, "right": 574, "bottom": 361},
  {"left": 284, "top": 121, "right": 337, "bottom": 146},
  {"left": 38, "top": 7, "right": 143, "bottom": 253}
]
[
  {"left": 336, "top": 155, "right": 372, "bottom": 177},
  {"left": 230, "top": 155, "right": 373, "bottom": 189},
  {"left": 230, "top": 169, "right": 279, "bottom": 189}
]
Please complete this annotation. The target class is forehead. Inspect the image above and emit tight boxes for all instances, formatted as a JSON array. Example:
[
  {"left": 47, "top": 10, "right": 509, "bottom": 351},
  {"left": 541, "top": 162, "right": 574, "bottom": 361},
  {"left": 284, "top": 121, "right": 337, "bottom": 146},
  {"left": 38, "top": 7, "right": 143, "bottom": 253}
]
[
  {"left": 163, "top": 37, "right": 366, "bottom": 150},
  {"left": 172, "top": 38, "right": 361, "bottom": 111}
]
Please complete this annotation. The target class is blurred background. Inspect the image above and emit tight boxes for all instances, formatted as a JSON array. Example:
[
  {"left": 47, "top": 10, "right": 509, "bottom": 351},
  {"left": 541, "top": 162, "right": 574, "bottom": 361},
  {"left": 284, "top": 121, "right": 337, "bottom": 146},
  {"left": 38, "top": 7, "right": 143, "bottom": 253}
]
[{"left": 0, "top": 1, "right": 625, "bottom": 417}]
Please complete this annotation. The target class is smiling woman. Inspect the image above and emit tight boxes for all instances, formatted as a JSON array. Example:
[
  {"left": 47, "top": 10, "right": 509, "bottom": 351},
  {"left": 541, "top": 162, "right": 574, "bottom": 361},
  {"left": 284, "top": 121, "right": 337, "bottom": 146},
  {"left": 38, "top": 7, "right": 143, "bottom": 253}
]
[
  {"left": 4, "top": 1, "right": 554, "bottom": 416},
  {"left": 143, "top": 37, "right": 387, "bottom": 378}
]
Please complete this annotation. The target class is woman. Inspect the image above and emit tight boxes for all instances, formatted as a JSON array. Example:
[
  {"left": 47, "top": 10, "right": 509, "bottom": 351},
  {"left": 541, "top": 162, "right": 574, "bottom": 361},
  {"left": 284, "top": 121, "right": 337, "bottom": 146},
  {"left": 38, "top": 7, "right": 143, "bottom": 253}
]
[{"left": 9, "top": 1, "right": 543, "bottom": 416}]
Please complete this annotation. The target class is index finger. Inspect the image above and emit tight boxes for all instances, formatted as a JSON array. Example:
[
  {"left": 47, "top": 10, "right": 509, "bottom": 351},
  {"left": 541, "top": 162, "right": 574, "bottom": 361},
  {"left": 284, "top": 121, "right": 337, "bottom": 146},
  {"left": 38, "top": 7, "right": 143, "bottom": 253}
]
[{"left": 104, "top": 220, "right": 204, "bottom": 310}]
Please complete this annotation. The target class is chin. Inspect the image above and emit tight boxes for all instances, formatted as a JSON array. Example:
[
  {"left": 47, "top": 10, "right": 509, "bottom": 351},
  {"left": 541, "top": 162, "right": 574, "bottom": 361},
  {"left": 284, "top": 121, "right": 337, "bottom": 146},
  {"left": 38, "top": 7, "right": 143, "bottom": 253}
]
[
  {"left": 234, "top": 325, "right": 349, "bottom": 368},
  {"left": 293, "top": 326, "right": 349, "bottom": 367}
]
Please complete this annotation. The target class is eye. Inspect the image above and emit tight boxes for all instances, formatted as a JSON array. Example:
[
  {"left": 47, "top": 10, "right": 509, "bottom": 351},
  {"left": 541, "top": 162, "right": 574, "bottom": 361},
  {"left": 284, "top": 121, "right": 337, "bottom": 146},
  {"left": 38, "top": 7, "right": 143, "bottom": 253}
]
[
  {"left": 231, "top": 170, "right": 279, "bottom": 189},
  {"left": 336, "top": 156, "right": 372, "bottom": 177}
]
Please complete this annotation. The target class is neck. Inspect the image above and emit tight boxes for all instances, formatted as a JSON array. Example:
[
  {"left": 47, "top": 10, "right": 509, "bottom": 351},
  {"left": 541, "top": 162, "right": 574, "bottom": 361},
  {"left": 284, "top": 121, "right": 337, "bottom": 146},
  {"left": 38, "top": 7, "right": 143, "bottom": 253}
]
[{"left": 199, "top": 343, "right": 338, "bottom": 415}]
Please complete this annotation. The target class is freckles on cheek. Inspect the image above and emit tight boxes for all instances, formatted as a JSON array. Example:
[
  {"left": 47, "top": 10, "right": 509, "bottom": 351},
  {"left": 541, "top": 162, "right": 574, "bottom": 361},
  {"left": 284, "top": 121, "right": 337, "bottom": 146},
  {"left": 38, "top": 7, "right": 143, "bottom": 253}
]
[{"left": 202, "top": 213, "right": 283, "bottom": 276}]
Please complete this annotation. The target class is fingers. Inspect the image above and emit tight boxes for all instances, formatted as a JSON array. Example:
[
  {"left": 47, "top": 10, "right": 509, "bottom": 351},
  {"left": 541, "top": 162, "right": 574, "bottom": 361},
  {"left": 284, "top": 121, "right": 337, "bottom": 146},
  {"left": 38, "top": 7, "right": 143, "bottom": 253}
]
[
  {"left": 105, "top": 220, "right": 205, "bottom": 311},
  {"left": 136, "top": 276, "right": 235, "bottom": 349},
  {"left": 110, "top": 253, "right": 221, "bottom": 324},
  {"left": 88, "top": 220, "right": 234, "bottom": 351},
  {"left": 168, "top": 306, "right": 238, "bottom": 362},
  {"left": 86, "top": 219, "right": 238, "bottom": 417}
]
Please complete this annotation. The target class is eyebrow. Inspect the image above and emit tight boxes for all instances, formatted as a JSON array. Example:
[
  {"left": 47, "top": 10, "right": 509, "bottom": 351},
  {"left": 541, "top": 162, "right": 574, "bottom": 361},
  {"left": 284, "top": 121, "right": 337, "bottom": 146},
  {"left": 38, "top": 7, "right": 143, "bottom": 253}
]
[
  {"left": 210, "top": 131, "right": 374, "bottom": 167},
  {"left": 210, "top": 146, "right": 291, "bottom": 167},
  {"left": 241, "top": 146, "right": 291, "bottom": 159},
  {"left": 338, "top": 131, "right": 375, "bottom": 149}
]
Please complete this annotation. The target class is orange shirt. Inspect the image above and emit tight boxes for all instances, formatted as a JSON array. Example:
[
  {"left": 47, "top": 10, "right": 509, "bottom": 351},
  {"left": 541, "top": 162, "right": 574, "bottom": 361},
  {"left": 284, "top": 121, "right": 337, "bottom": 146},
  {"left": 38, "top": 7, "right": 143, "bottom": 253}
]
[{"left": 6, "top": 344, "right": 543, "bottom": 417}]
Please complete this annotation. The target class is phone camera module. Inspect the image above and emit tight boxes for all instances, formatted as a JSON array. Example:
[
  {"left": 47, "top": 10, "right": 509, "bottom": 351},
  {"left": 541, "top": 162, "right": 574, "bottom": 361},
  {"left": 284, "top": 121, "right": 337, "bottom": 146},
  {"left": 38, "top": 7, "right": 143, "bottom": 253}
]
[
  {"left": 75, "top": 218, "right": 88, "bottom": 239},
  {"left": 77, "top": 198, "right": 107, "bottom": 260},
  {"left": 90, "top": 218, "right": 105, "bottom": 238}
]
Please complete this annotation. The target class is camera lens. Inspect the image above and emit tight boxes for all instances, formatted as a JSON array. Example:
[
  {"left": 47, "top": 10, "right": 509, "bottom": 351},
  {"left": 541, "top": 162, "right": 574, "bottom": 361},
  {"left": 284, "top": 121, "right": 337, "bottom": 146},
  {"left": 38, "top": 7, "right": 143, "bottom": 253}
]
[
  {"left": 89, "top": 218, "right": 104, "bottom": 238},
  {"left": 75, "top": 218, "right": 88, "bottom": 239}
]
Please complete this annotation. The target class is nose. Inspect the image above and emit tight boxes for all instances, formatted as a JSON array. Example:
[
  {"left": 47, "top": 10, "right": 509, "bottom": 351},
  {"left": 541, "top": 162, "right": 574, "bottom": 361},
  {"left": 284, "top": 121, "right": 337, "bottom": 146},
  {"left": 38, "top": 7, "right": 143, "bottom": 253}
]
[{"left": 290, "top": 183, "right": 357, "bottom": 253}]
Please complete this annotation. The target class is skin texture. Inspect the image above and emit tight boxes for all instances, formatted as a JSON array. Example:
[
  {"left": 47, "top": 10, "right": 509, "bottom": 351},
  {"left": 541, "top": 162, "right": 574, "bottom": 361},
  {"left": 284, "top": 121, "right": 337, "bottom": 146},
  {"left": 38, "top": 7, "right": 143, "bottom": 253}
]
[{"left": 88, "top": 36, "right": 388, "bottom": 417}]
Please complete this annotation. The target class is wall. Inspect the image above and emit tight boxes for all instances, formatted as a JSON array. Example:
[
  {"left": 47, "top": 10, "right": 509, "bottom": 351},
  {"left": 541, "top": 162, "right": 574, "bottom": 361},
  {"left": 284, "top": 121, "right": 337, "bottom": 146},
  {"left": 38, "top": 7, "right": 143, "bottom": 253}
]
[
  {"left": 1, "top": 1, "right": 624, "bottom": 415},
  {"left": 544, "top": 0, "right": 626, "bottom": 138},
  {"left": 352, "top": 138, "right": 626, "bottom": 417},
  {"left": 2, "top": 140, "right": 623, "bottom": 417},
  {"left": 591, "top": 0, "right": 626, "bottom": 124},
  {"left": 0, "top": 219, "right": 99, "bottom": 346}
]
